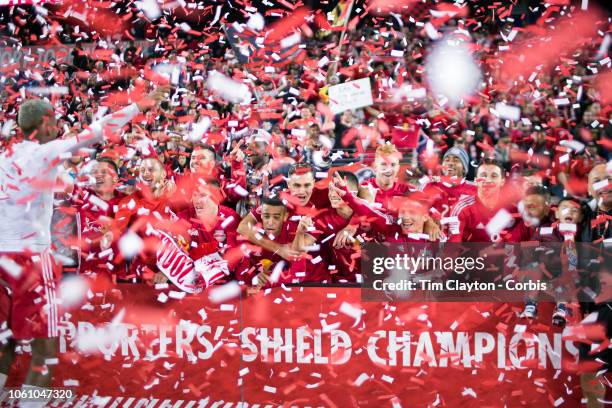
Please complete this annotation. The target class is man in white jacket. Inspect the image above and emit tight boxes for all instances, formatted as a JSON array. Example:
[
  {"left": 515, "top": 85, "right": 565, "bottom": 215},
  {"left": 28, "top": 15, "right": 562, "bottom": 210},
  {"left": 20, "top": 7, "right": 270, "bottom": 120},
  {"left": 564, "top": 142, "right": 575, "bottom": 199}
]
[{"left": 0, "top": 85, "right": 168, "bottom": 395}]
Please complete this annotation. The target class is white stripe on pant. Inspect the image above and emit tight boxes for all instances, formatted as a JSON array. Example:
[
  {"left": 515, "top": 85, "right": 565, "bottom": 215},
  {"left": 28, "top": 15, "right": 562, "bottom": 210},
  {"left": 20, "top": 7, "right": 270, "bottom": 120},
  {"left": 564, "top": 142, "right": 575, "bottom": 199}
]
[{"left": 41, "top": 250, "right": 58, "bottom": 338}]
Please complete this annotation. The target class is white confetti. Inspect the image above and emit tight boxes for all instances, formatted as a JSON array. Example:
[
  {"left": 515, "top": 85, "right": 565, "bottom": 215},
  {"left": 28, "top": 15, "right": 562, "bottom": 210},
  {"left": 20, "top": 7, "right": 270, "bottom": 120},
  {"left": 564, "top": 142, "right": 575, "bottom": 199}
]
[
  {"left": 247, "top": 13, "right": 265, "bottom": 31},
  {"left": 485, "top": 209, "right": 513, "bottom": 237},
  {"left": 135, "top": 0, "right": 161, "bottom": 20},
  {"left": 0, "top": 256, "right": 22, "bottom": 278},
  {"left": 425, "top": 36, "right": 481, "bottom": 106},
  {"left": 209, "top": 281, "right": 241, "bottom": 304},
  {"left": 354, "top": 373, "right": 370, "bottom": 386},
  {"left": 118, "top": 232, "right": 143, "bottom": 260},
  {"left": 88, "top": 195, "right": 109, "bottom": 212},
  {"left": 494, "top": 102, "right": 521, "bottom": 121},
  {"left": 206, "top": 71, "right": 252, "bottom": 104},
  {"left": 59, "top": 275, "right": 89, "bottom": 309}
]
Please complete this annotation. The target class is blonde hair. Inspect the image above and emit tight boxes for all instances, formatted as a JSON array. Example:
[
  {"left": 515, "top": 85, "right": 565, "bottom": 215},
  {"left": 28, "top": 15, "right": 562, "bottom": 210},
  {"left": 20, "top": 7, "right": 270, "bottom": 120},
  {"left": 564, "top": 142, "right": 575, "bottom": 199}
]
[{"left": 376, "top": 143, "right": 400, "bottom": 158}]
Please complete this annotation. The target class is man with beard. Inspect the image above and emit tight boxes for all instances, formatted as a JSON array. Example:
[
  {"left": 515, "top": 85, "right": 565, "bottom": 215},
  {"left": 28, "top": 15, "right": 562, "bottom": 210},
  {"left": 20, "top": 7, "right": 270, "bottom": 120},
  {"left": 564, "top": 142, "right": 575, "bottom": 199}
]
[
  {"left": 227, "top": 131, "right": 273, "bottom": 216},
  {"left": 103, "top": 156, "right": 178, "bottom": 282}
]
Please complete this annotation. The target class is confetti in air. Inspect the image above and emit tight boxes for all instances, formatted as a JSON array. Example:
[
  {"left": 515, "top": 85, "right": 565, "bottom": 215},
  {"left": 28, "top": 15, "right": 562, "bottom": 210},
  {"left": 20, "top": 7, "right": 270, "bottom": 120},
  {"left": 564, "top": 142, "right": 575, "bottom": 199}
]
[{"left": 425, "top": 35, "right": 482, "bottom": 106}]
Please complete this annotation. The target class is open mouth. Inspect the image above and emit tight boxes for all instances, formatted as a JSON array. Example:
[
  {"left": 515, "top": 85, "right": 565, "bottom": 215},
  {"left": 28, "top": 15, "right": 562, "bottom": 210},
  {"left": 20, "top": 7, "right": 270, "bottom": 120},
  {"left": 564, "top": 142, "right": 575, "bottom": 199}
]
[
  {"left": 562, "top": 216, "right": 574, "bottom": 224},
  {"left": 401, "top": 221, "right": 414, "bottom": 229}
]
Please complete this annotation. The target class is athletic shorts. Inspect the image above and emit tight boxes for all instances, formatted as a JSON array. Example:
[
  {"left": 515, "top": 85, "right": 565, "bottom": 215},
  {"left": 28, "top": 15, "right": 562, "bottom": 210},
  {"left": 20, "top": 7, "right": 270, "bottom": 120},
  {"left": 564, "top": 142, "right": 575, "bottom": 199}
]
[{"left": 0, "top": 250, "right": 60, "bottom": 339}]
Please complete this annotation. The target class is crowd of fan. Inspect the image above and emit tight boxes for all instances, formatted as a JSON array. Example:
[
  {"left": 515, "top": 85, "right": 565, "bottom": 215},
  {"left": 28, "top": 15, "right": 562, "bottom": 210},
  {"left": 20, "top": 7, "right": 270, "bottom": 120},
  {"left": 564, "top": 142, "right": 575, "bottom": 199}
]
[{"left": 0, "top": 4, "right": 609, "bottom": 317}]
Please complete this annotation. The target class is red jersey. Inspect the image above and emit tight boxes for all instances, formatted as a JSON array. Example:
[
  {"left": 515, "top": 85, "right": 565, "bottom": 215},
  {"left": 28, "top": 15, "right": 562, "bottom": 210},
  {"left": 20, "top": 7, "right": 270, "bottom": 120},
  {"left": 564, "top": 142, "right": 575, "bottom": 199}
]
[
  {"left": 343, "top": 191, "right": 434, "bottom": 243},
  {"left": 449, "top": 196, "right": 520, "bottom": 243},
  {"left": 72, "top": 188, "right": 124, "bottom": 278},
  {"left": 419, "top": 177, "right": 477, "bottom": 219},
  {"left": 312, "top": 209, "right": 356, "bottom": 282},
  {"left": 178, "top": 205, "right": 239, "bottom": 258},
  {"left": 112, "top": 187, "right": 179, "bottom": 280},
  {"left": 361, "top": 177, "right": 415, "bottom": 209}
]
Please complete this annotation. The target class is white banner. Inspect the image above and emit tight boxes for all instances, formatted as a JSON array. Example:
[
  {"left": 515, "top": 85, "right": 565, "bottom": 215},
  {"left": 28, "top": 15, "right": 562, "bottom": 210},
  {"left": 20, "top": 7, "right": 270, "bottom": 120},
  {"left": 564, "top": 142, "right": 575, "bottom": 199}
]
[{"left": 328, "top": 77, "right": 373, "bottom": 114}]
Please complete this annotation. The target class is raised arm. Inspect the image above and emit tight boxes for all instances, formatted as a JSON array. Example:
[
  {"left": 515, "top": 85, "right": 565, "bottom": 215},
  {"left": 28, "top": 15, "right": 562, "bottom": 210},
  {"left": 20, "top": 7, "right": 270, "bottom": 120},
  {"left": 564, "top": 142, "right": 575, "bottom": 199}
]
[
  {"left": 39, "top": 86, "right": 169, "bottom": 159},
  {"left": 329, "top": 174, "right": 392, "bottom": 234}
]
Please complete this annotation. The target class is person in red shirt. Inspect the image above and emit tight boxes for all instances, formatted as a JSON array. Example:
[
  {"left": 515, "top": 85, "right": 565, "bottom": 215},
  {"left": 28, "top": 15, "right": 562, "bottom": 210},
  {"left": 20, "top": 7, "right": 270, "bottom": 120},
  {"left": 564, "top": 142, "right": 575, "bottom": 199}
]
[
  {"left": 72, "top": 158, "right": 125, "bottom": 285},
  {"left": 103, "top": 157, "right": 178, "bottom": 282},
  {"left": 312, "top": 171, "right": 361, "bottom": 282},
  {"left": 172, "top": 145, "right": 223, "bottom": 211},
  {"left": 176, "top": 183, "right": 244, "bottom": 279},
  {"left": 360, "top": 143, "right": 414, "bottom": 207},
  {"left": 247, "top": 197, "right": 320, "bottom": 289},
  {"left": 331, "top": 173, "right": 436, "bottom": 243},
  {"left": 448, "top": 160, "right": 521, "bottom": 243},
  {"left": 237, "top": 163, "right": 327, "bottom": 261},
  {"left": 419, "top": 146, "right": 476, "bottom": 220}
]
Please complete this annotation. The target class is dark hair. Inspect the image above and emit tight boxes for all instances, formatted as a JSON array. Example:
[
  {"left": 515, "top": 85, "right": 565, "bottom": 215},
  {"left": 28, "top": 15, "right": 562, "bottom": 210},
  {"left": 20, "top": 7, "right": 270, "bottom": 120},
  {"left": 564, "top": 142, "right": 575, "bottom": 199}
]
[
  {"left": 557, "top": 196, "right": 582, "bottom": 208},
  {"left": 288, "top": 162, "right": 314, "bottom": 178},
  {"left": 525, "top": 185, "right": 550, "bottom": 200},
  {"left": 335, "top": 170, "right": 358, "bottom": 190},
  {"left": 96, "top": 157, "right": 119, "bottom": 175},
  {"left": 261, "top": 196, "right": 285, "bottom": 208},
  {"left": 477, "top": 158, "right": 505, "bottom": 177},
  {"left": 194, "top": 144, "right": 216, "bottom": 156}
]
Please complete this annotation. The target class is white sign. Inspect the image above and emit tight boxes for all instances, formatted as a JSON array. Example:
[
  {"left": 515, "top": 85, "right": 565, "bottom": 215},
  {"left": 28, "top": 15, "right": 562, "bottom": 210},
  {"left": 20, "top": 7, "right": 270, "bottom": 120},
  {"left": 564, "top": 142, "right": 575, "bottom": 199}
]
[{"left": 328, "top": 78, "right": 373, "bottom": 115}]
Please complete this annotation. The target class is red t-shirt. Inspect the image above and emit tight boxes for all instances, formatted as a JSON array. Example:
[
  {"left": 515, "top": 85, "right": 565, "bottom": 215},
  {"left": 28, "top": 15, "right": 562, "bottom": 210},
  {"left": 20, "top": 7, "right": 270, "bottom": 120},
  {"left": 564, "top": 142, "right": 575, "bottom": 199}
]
[
  {"left": 419, "top": 178, "right": 477, "bottom": 219},
  {"left": 72, "top": 189, "right": 124, "bottom": 277},
  {"left": 360, "top": 177, "right": 415, "bottom": 210},
  {"left": 312, "top": 209, "right": 355, "bottom": 282},
  {"left": 449, "top": 196, "right": 520, "bottom": 243}
]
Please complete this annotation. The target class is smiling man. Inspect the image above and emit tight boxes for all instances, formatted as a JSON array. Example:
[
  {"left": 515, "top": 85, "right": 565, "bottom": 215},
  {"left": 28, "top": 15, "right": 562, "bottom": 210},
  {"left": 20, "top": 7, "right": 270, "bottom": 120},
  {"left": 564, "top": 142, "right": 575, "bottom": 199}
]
[
  {"left": 360, "top": 144, "right": 415, "bottom": 208},
  {"left": 449, "top": 159, "right": 520, "bottom": 243},
  {"left": 237, "top": 163, "right": 325, "bottom": 262},
  {"left": 71, "top": 158, "right": 125, "bottom": 283},
  {"left": 419, "top": 146, "right": 476, "bottom": 218}
]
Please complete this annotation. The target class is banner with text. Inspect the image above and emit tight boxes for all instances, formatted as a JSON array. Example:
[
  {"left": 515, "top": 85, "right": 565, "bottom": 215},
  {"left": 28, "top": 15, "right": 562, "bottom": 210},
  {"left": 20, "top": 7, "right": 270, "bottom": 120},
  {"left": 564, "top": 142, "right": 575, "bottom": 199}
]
[
  {"left": 328, "top": 78, "right": 373, "bottom": 114},
  {"left": 6, "top": 285, "right": 588, "bottom": 406}
]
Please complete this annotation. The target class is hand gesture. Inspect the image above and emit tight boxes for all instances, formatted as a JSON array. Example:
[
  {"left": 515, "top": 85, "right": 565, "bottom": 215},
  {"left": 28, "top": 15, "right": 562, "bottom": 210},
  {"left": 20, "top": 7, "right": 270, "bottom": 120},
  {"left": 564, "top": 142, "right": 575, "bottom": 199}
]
[
  {"left": 230, "top": 140, "right": 246, "bottom": 162},
  {"left": 333, "top": 224, "right": 357, "bottom": 249},
  {"left": 277, "top": 245, "right": 301, "bottom": 262},
  {"left": 297, "top": 216, "right": 313, "bottom": 234}
]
